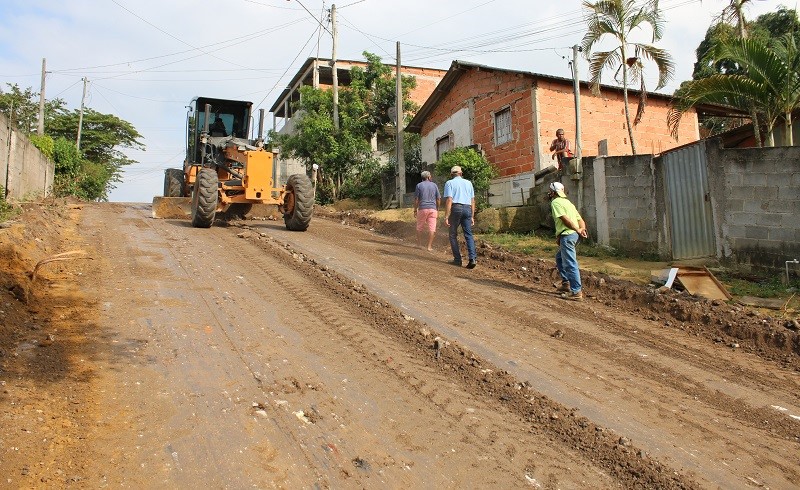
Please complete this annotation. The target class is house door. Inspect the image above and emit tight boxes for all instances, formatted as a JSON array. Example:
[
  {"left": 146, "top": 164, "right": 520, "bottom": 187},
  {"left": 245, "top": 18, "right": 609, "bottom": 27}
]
[{"left": 662, "top": 141, "right": 716, "bottom": 259}]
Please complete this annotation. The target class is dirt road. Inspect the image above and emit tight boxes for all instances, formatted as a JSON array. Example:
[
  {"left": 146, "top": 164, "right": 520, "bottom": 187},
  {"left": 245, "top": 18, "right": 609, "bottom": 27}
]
[{"left": 1, "top": 202, "right": 798, "bottom": 488}]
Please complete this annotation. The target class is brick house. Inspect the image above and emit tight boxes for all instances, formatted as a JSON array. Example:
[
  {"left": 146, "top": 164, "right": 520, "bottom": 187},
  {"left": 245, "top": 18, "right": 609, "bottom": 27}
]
[
  {"left": 406, "top": 60, "right": 700, "bottom": 207},
  {"left": 269, "top": 57, "right": 448, "bottom": 183}
]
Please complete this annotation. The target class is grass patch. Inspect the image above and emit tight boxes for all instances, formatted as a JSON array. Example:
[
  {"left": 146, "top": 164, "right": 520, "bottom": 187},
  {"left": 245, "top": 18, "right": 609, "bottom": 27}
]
[
  {"left": 716, "top": 271, "right": 800, "bottom": 299},
  {"left": 478, "top": 231, "right": 631, "bottom": 260}
]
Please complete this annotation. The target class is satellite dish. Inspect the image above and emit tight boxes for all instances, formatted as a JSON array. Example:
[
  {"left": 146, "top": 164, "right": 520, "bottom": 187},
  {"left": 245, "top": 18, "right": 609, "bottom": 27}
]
[{"left": 387, "top": 106, "right": 397, "bottom": 125}]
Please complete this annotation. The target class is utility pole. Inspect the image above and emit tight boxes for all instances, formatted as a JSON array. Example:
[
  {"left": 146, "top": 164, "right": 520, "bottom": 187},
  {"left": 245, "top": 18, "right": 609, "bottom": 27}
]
[
  {"left": 571, "top": 45, "right": 583, "bottom": 211},
  {"left": 395, "top": 41, "right": 405, "bottom": 201},
  {"left": 76, "top": 77, "right": 88, "bottom": 151},
  {"left": 330, "top": 4, "right": 339, "bottom": 130},
  {"left": 37, "top": 58, "right": 46, "bottom": 136}
]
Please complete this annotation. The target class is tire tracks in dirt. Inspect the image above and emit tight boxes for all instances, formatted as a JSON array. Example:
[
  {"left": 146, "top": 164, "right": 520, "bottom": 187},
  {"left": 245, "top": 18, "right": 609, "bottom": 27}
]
[{"left": 242, "top": 215, "right": 799, "bottom": 489}]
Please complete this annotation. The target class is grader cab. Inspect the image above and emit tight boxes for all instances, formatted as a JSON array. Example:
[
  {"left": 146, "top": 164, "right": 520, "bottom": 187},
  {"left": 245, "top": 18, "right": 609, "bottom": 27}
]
[{"left": 155, "top": 96, "right": 313, "bottom": 230}]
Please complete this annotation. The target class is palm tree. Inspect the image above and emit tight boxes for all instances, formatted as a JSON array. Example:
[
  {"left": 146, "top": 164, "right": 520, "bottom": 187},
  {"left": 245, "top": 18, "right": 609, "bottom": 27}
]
[
  {"left": 669, "top": 35, "right": 800, "bottom": 146},
  {"left": 581, "top": 0, "right": 675, "bottom": 154},
  {"left": 717, "top": 0, "right": 764, "bottom": 39}
]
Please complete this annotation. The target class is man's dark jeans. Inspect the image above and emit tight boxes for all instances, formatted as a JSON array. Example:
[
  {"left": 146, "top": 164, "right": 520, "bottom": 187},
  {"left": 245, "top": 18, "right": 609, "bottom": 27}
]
[{"left": 448, "top": 204, "right": 476, "bottom": 263}]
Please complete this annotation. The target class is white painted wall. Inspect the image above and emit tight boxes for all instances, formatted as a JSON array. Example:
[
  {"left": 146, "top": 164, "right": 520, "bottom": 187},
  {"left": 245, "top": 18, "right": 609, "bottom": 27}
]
[{"left": 420, "top": 106, "right": 473, "bottom": 167}]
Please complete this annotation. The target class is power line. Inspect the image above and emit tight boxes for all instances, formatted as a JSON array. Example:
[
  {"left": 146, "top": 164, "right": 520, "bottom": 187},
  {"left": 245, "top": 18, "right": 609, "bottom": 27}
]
[
  {"left": 293, "top": 0, "right": 333, "bottom": 35},
  {"left": 338, "top": 14, "right": 394, "bottom": 59},
  {"left": 109, "top": 0, "right": 254, "bottom": 71},
  {"left": 338, "top": 0, "right": 368, "bottom": 8},
  {"left": 335, "top": 0, "right": 698, "bottom": 65},
  {"left": 50, "top": 17, "right": 307, "bottom": 75},
  {"left": 90, "top": 82, "right": 186, "bottom": 103},
  {"left": 252, "top": 23, "right": 326, "bottom": 111},
  {"left": 243, "top": 0, "right": 303, "bottom": 11},
  {"left": 396, "top": 0, "right": 499, "bottom": 38}
]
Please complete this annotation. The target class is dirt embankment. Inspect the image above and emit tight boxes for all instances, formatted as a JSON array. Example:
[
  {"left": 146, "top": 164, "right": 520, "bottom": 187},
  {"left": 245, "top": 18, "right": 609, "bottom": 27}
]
[{"left": 0, "top": 201, "right": 98, "bottom": 485}]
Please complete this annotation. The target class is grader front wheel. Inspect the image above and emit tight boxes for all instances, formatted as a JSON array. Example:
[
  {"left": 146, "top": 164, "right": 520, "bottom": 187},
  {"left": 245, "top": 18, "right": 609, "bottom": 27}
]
[
  {"left": 283, "top": 174, "right": 314, "bottom": 231},
  {"left": 191, "top": 168, "right": 219, "bottom": 228}
]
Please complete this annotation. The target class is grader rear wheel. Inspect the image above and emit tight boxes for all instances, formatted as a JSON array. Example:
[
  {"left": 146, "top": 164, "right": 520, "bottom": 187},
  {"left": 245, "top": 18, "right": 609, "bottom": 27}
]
[
  {"left": 283, "top": 174, "right": 314, "bottom": 231},
  {"left": 191, "top": 168, "right": 218, "bottom": 228},
  {"left": 163, "top": 168, "right": 185, "bottom": 197}
]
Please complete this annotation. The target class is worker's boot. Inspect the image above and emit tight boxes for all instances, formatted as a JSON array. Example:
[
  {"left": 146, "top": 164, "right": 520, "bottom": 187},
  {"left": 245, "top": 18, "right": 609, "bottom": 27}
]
[{"left": 556, "top": 281, "right": 571, "bottom": 292}]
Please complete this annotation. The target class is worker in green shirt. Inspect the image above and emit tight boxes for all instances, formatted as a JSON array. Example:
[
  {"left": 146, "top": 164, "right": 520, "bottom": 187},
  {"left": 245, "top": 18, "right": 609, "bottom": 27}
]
[{"left": 548, "top": 181, "right": 588, "bottom": 301}]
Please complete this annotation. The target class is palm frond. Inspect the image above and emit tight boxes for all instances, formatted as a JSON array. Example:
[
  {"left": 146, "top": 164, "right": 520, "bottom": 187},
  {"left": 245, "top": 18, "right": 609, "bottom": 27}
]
[
  {"left": 635, "top": 44, "right": 675, "bottom": 90},
  {"left": 587, "top": 49, "right": 623, "bottom": 93},
  {"left": 634, "top": 76, "right": 648, "bottom": 125}
]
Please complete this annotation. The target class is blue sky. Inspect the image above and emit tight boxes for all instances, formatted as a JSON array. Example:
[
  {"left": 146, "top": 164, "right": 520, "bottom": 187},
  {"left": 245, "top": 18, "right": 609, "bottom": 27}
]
[{"left": 0, "top": 0, "right": 791, "bottom": 202}]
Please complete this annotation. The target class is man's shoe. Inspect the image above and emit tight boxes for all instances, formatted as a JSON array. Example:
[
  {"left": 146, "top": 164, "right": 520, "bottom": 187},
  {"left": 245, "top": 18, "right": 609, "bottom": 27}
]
[
  {"left": 450, "top": 260, "right": 463, "bottom": 267},
  {"left": 466, "top": 260, "right": 477, "bottom": 269},
  {"left": 561, "top": 291, "right": 584, "bottom": 301},
  {"left": 556, "top": 281, "right": 571, "bottom": 292}
]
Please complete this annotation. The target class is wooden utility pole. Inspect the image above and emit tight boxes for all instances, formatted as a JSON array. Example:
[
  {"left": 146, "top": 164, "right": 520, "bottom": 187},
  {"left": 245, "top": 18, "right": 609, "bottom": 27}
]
[
  {"left": 572, "top": 45, "right": 583, "bottom": 211},
  {"left": 330, "top": 4, "right": 339, "bottom": 130},
  {"left": 76, "top": 77, "right": 88, "bottom": 150},
  {"left": 395, "top": 41, "right": 405, "bottom": 200},
  {"left": 37, "top": 58, "right": 46, "bottom": 136}
]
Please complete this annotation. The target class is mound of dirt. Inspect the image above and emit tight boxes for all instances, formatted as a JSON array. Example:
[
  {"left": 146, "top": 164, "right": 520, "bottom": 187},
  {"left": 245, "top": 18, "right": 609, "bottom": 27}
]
[
  {"left": 315, "top": 207, "right": 800, "bottom": 371},
  {"left": 0, "top": 201, "right": 99, "bottom": 485}
]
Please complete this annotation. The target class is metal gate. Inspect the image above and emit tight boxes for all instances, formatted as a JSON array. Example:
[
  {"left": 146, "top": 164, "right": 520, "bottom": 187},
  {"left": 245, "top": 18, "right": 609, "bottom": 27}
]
[{"left": 662, "top": 141, "right": 716, "bottom": 259}]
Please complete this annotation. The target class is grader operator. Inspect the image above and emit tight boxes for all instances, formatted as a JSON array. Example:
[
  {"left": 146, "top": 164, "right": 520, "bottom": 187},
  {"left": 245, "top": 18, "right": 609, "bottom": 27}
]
[{"left": 156, "top": 96, "right": 314, "bottom": 230}]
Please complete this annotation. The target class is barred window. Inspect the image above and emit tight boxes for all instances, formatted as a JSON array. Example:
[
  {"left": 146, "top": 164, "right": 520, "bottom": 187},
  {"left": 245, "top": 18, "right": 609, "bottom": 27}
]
[
  {"left": 436, "top": 133, "right": 453, "bottom": 160},
  {"left": 494, "top": 107, "right": 512, "bottom": 145}
]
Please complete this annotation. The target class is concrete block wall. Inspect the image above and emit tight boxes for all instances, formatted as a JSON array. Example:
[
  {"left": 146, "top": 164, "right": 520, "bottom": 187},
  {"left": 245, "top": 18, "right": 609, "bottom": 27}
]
[
  {"left": 594, "top": 155, "right": 662, "bottom": 255},
  {"left": 0, "top": 112, "right": 53, "bottom": 200},
  {"left": 0, "top": 119, "right": 7, "bottom": 195},
  {"left": 706, "top": 141, "right": 800, "bottom": 270}
]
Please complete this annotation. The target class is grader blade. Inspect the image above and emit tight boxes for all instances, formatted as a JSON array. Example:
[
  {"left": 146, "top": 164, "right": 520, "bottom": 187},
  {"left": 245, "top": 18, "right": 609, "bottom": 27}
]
[{"left": 151, "top": 197, "right": 192, "bottom": 219}]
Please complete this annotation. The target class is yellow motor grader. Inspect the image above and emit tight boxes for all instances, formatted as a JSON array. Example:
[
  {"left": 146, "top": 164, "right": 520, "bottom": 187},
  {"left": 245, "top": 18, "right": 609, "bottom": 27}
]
[{"left": 153, "top": 96, "right": 313, "bottom": 230}]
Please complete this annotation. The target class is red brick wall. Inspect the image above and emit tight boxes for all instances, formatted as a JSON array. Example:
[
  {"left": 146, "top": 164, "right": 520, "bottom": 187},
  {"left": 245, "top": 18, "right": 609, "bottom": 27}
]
[
  {"left": 536, "top": 80, "right": 698, "bottom": 159},
  {"left": 422, "top": 69, "right": 537, "bottom": 178},
  {"left": 398, "top": 66, "right": 449, "bottom": 107},
  {"left": 317, "top": 63, "right": 447, "bottom": 110},
  {"left": 420, "top": 67, "right": 700, "bottom": 179}
]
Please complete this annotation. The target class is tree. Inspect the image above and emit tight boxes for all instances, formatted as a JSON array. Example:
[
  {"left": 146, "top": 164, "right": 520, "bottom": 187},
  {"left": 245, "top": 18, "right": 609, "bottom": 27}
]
[
  {"left": 718, "top": 0, "right": 753, "bottom": 38},
  {"left": 47, "top": 108, "right": 143, "bottom": 199},
  {"left": 581, "top": 0, "right": 675, "bottom": 154},
  {"left": 1, "top": 83, "right": 143, "bottom": 200},
  {"left": 435, "top": 148, "right": 498, "bottom": 210},
  {"left": 270, "top": 52, "right": 419, "bottom": 202},
  {"left": 0, "top": 83, "right": 65, "bottom": 134},
  {"left": 686, "top": 7, "right": 800, "bottom": 142},
  {"left": 669, "top": 35, "right": 800, "bottom": 146}
]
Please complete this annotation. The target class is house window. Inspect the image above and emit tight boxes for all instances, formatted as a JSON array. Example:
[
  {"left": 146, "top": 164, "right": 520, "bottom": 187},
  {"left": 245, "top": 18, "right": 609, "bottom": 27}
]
[
  {"left": 494, "top": 107, "right": 512, "bottom": 145},
  {"left": 436, "top": 133, "right": 453, "bottom": 160}
]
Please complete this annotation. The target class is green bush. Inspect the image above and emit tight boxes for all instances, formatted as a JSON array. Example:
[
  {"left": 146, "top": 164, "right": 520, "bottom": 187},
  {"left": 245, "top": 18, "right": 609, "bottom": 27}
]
[
  {"left": 51, "top": 137, "right": 84, "bottom": 198},
  {"left": 339, "top": 160, "right": 389, "bottom": 201},
  {"left": 29, "top": 134, "right": 54, "bottom": 159},
  {"left": 435, "top": 147, "right": 498, "bottom": 209}
]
